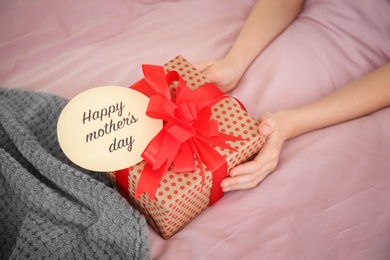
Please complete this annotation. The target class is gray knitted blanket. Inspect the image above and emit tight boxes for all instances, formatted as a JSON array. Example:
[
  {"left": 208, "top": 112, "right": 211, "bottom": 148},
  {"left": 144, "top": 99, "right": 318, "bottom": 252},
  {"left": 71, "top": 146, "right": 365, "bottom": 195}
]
[{"left": 0, "top": 88, "right": 150, "bottom": 259}]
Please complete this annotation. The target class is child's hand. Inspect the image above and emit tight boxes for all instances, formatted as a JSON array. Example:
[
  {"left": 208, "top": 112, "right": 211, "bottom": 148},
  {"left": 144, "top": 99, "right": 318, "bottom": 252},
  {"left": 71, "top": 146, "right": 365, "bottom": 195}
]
[
  {"left": 192, "top": 59, "right": 244, "bottom": 93},
  {"left": 220, "top": 112, "right": 287, "bottom": 192}
]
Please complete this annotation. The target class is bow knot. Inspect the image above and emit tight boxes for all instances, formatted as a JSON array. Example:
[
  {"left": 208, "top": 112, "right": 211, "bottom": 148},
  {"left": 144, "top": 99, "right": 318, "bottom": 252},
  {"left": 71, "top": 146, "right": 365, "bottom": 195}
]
[{"left": 125, "top": 64, "right": 242, "bottom": 205}]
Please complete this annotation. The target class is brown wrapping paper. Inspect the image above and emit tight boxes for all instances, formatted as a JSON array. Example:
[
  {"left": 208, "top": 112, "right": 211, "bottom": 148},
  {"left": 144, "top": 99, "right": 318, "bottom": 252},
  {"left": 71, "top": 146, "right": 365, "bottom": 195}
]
[{"left": 107, "top": 55, "right": 264, "bottom": 239}]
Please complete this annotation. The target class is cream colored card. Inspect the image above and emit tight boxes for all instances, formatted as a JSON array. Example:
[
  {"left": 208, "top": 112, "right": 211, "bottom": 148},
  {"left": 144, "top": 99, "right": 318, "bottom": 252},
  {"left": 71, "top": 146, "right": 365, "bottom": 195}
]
[{"left": 57, "top": 86, "right": 162, "bottom": 172}]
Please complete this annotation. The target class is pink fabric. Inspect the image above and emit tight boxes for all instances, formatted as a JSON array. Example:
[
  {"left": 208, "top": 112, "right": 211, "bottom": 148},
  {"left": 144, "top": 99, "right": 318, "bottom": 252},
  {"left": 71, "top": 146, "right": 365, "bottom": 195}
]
[{"left": 1, "top": 0, "right": 389, "bottom": 259}]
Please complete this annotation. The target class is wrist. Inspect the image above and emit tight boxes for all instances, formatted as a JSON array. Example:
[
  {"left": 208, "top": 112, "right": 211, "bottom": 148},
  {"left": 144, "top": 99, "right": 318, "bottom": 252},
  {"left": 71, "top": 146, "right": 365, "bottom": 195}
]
[
  {"left": 224, "top": 51, "right": 250, "bottom": 78},
  {"left": 274, "top": 110, "right": 296, "bottom": 141}
]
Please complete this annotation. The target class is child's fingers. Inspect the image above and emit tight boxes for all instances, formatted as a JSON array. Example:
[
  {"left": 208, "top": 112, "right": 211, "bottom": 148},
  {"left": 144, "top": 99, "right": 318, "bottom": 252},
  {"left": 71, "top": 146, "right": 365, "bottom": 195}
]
[
  {"left": 222, "top": 131, "right": 281, "bottom": 191},
  {"left": 230, "top": 136, "right": 279, "bottom": 177},
  {"left": 229, "top": 159, "right": 263, "bottom": 177},
  {"left": 258, "top": 112, "right": 277, "bottom": 136},
  {"left": 221, "top": 166, "right": 271, "bottom": 192},
  {"left": 221, "top": 155, "right": 275, "bottom": 192}
]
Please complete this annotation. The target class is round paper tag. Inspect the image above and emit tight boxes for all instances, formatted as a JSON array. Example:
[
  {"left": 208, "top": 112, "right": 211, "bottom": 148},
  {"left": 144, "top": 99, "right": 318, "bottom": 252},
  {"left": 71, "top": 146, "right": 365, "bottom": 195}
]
[{"left": 57, "top": 86, "right": 163, "bottom": 172}]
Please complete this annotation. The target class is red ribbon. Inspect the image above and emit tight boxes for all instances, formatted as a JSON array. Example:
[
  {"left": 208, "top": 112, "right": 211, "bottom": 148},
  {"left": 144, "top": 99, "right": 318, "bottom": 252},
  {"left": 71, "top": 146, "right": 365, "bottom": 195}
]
[{"left": 116, "top": 65, "right": 242, "bottom": 205}]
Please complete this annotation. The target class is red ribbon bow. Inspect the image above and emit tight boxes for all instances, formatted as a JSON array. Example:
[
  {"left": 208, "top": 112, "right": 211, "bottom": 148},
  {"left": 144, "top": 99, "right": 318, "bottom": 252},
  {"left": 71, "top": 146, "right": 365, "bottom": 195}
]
[{"left": 116, "top": 65, "right": 242, "bottom": 205}]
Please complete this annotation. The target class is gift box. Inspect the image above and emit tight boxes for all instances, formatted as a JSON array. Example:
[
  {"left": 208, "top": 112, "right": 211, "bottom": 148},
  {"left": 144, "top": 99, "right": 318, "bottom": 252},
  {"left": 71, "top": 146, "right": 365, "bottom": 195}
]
[{"left": 107, "top": 55, "right": 265, "bottom": 239}]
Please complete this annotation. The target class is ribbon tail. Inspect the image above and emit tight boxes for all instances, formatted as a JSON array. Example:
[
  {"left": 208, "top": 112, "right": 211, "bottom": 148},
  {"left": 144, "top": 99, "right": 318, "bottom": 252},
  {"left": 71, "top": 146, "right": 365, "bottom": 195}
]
[
  {"left": 134, "top": 161, "right": 168, "bottom": 200},
  {"left": 196, "top": 132, "right": 243, "bottom": 152},
  {"left": 187, "top": 139, "right": 206, "bottom": 189},
  {"left": 173, "top": 141, "right": 196, "bottom": 173},
  {"left": 136, "top": 131, "right": 180, "bottom": 199},
  {"left": 192, "top": 139, "right": 228, "bottom": 205},
  {"left": 142, "top": 64, "right": 171, "bottom": 100},
  {"left": 208, "top": 163, "right": 226, "bottom": 206},
  {"left": 129, "top": 79, "right": 156, "bottom": 97}
]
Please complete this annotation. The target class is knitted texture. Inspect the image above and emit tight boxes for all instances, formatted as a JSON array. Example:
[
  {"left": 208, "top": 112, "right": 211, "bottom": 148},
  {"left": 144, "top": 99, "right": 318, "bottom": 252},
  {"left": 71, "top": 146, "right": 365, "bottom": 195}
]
[{"left": 0, "top": 88, "right": 150, "bottom": 260}]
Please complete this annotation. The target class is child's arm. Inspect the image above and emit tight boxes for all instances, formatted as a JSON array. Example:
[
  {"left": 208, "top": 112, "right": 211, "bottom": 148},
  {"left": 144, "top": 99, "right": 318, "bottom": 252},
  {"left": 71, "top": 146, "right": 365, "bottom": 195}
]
[
  {"left": 193, "top": 0, "right": 304, "bottom": 92},
  {"left": 221, "top": 63, "right": 390, "bottom": 192},
  {"left": 226, "top": 0, "right": 304, "bottom": 78}
]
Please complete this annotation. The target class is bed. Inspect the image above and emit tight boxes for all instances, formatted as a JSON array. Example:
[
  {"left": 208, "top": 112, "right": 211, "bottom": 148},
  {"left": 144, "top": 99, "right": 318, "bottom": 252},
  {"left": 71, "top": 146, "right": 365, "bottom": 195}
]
[{"left": 1, "top": 0, "right": 390, "bottom": 259}]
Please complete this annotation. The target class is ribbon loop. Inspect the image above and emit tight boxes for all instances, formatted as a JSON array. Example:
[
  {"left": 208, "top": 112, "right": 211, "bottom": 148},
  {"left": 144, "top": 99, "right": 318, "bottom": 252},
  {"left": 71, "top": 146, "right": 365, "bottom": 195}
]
[{"left": 126, "top": 65, "right": 243, "bottom": 205}]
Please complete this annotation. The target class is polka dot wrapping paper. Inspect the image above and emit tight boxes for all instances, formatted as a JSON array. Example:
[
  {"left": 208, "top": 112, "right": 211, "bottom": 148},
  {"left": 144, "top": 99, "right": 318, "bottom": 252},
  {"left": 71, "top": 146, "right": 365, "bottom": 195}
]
[{"left": 107, "top": 55, "right": 265, "bottom": 239}]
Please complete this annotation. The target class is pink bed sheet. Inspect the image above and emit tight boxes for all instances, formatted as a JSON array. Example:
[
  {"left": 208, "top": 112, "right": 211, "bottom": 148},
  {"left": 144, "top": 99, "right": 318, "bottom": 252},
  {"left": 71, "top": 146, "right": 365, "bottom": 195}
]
[{"left": 1, "top": 0, "right": 390, "bottom": 259}]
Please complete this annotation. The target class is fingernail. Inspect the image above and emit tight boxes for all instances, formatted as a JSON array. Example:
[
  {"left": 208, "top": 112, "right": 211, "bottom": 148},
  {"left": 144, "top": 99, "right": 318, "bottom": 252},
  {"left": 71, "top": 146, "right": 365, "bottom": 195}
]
[{"left": 260, "top": 124, "right": 270, "bottom": 135}]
